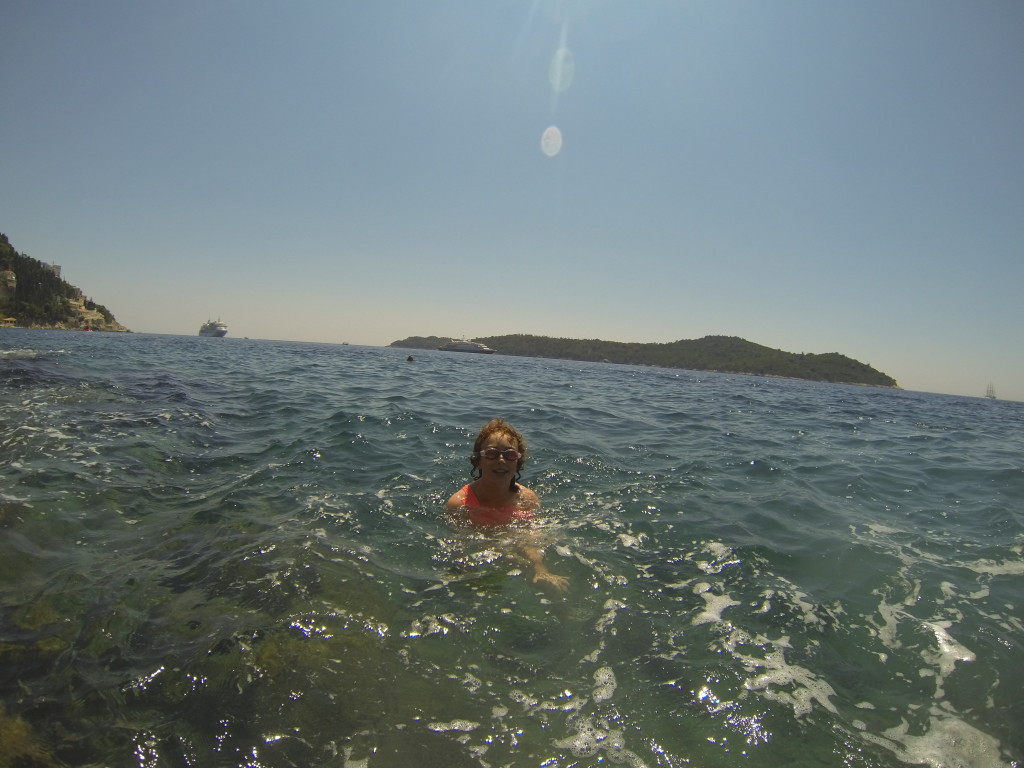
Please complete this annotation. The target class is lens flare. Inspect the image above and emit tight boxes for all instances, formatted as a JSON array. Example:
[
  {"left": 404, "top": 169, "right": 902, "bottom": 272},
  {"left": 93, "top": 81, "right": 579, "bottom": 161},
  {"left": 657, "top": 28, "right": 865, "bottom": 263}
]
[
  {"left": 541, "top": 125, "right": 563, "bottom": 157},
  {"left": 549, "top": 47, "right": 575, "bottom": 93}
]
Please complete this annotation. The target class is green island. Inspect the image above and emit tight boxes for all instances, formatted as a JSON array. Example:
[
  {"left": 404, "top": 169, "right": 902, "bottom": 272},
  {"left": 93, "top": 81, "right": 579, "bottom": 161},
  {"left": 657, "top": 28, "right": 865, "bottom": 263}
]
[
  {"left": 391, "top": 334, "right": 899, "bottom": 388},
  {"left": 0, "top": 232, "right": 129, "bottom": 332}
]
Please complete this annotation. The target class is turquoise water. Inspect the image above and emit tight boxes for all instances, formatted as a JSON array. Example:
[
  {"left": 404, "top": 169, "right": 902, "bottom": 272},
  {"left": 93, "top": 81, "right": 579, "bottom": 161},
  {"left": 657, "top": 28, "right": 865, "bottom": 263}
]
[{"left": 1, "top": 330, "right": 1021, "bottom": 767}]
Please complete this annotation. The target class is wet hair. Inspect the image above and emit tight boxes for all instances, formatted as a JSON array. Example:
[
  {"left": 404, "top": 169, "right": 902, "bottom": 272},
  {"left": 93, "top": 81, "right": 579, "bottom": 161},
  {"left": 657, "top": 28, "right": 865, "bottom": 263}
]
[{"left": 470, "top": 418, "right": 528, "bottom": 477}]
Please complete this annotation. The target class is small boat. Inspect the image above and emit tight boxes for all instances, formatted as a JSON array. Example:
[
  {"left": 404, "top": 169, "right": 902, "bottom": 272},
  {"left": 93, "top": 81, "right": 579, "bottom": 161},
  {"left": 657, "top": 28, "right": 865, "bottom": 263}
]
[
  {"left": 438, "top": 339, "right": 495, "bottom": 354},
  {"left": 985, "top": 382, "right": 996, "bottom": 399},
  {"left": 199, "top": 319, "right": 228, "bottom": 337}
]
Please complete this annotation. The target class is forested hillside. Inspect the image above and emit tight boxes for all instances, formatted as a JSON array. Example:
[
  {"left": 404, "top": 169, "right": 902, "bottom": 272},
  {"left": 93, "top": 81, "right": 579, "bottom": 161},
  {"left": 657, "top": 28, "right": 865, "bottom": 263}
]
[
  {"left": 0, "top": 232, "right": 127, "bottom": 330},
  {"left": 391, "top": 334, "right": 898, "bottom": 387}
]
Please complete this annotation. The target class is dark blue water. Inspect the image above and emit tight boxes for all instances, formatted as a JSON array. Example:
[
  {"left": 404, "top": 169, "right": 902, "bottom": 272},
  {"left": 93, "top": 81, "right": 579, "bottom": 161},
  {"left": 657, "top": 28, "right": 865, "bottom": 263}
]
[{"left": 2, "top": 330, "right": 1021, "bottom": 767}]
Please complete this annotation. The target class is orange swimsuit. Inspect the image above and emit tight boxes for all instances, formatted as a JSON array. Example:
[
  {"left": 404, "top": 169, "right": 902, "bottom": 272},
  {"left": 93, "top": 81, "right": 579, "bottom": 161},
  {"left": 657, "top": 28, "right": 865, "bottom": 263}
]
[{"left": 461, "top": 484, "right": 534, "bottom": 527}]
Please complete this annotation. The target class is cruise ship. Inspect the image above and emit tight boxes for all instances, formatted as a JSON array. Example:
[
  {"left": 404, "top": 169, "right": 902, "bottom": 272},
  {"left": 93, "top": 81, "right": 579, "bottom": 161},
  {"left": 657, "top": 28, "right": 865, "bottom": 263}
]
[{"left": 198, "top": 320, "right": 228, "bottom": 337}]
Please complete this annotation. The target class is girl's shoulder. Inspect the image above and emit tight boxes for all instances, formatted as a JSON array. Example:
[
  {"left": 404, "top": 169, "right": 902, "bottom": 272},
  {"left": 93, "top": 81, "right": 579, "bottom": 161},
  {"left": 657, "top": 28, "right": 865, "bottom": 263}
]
[
  {"left": 516, "top": 485, "right": 540, "bottom": 509},
  {"left": 446, "top": 484, "right": 470, "bottom": 510}
]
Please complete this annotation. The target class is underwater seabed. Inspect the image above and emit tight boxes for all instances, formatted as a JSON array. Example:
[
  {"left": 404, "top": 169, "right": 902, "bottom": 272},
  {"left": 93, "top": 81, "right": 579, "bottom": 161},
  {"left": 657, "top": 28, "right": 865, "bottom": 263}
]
[{"left": 3, "top": 495, "right": 1018, "bottom": 767}]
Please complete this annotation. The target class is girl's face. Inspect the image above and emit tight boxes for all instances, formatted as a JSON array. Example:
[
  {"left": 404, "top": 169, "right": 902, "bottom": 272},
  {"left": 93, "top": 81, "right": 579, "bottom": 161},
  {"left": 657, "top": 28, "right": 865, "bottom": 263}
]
[{"left": 475, "top": 431, "right": 522, "bottom": 480}]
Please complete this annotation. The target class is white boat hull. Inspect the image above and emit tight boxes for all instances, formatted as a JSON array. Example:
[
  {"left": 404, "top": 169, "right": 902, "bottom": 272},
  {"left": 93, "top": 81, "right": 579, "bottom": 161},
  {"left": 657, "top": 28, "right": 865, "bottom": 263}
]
[{"left": 199, "top": 321, "right": 228, "bottom": 337}]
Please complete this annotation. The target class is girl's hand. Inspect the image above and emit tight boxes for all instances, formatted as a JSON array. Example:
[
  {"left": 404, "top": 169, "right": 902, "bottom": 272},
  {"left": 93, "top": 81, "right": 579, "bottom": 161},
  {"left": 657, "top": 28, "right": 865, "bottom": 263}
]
[{"left": 532, "top": 568, "right": 569, "bottom": 592}]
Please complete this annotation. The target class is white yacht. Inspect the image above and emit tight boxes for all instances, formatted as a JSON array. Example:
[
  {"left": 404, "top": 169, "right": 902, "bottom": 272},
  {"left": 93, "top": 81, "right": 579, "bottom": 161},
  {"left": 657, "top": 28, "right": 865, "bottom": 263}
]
[{"left": 438, "top": 339, "right": 495, "bottom": 354}]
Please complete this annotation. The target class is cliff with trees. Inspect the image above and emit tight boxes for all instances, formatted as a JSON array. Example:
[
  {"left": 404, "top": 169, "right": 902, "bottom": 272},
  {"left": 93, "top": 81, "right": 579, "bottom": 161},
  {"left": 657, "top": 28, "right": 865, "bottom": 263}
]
[
  {"left": 0, "top": 232, "right": 128, "bottom": 332},
  {"left": 390, "top": 334, "right": 898, "bottom": 388}
]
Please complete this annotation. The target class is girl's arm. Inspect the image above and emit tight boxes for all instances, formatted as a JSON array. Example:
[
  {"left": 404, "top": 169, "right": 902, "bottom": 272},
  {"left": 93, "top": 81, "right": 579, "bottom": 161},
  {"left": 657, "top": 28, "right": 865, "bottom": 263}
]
[{"left": 522, "top": 543, "right": 569, "bottom": 591}]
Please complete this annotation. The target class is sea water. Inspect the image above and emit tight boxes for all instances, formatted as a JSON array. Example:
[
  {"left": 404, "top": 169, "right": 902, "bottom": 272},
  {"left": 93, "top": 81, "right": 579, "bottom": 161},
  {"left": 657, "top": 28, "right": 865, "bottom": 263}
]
[{"left": 1, "top": 329, "right": 1021, "bottom": 768}]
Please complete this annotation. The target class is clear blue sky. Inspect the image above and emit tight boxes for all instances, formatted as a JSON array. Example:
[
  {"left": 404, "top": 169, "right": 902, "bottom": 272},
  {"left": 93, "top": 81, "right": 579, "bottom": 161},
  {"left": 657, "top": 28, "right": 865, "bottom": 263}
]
[{"left": 2, "top": 1, "right": 1022, "bottom": 400}]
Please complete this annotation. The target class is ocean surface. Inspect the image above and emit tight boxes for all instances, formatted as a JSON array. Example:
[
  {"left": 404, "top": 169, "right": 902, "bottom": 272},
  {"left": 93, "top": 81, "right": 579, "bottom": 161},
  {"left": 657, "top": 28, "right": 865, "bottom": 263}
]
[{"left": 1, "top": 329, "right": 1022, "bottom": 768}]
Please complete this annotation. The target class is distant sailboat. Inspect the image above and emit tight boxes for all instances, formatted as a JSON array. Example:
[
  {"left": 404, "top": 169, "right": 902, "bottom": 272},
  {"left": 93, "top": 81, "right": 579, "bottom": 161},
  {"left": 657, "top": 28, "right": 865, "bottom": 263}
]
[{"left": 985, "top": 382, "right": 996, "bottom": 399}]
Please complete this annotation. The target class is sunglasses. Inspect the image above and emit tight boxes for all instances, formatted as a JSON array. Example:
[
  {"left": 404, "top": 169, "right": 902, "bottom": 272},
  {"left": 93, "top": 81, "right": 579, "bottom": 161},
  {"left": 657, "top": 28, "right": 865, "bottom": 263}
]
[{"left": 474, "top": 448, "right": 522, "bottom": 462}]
